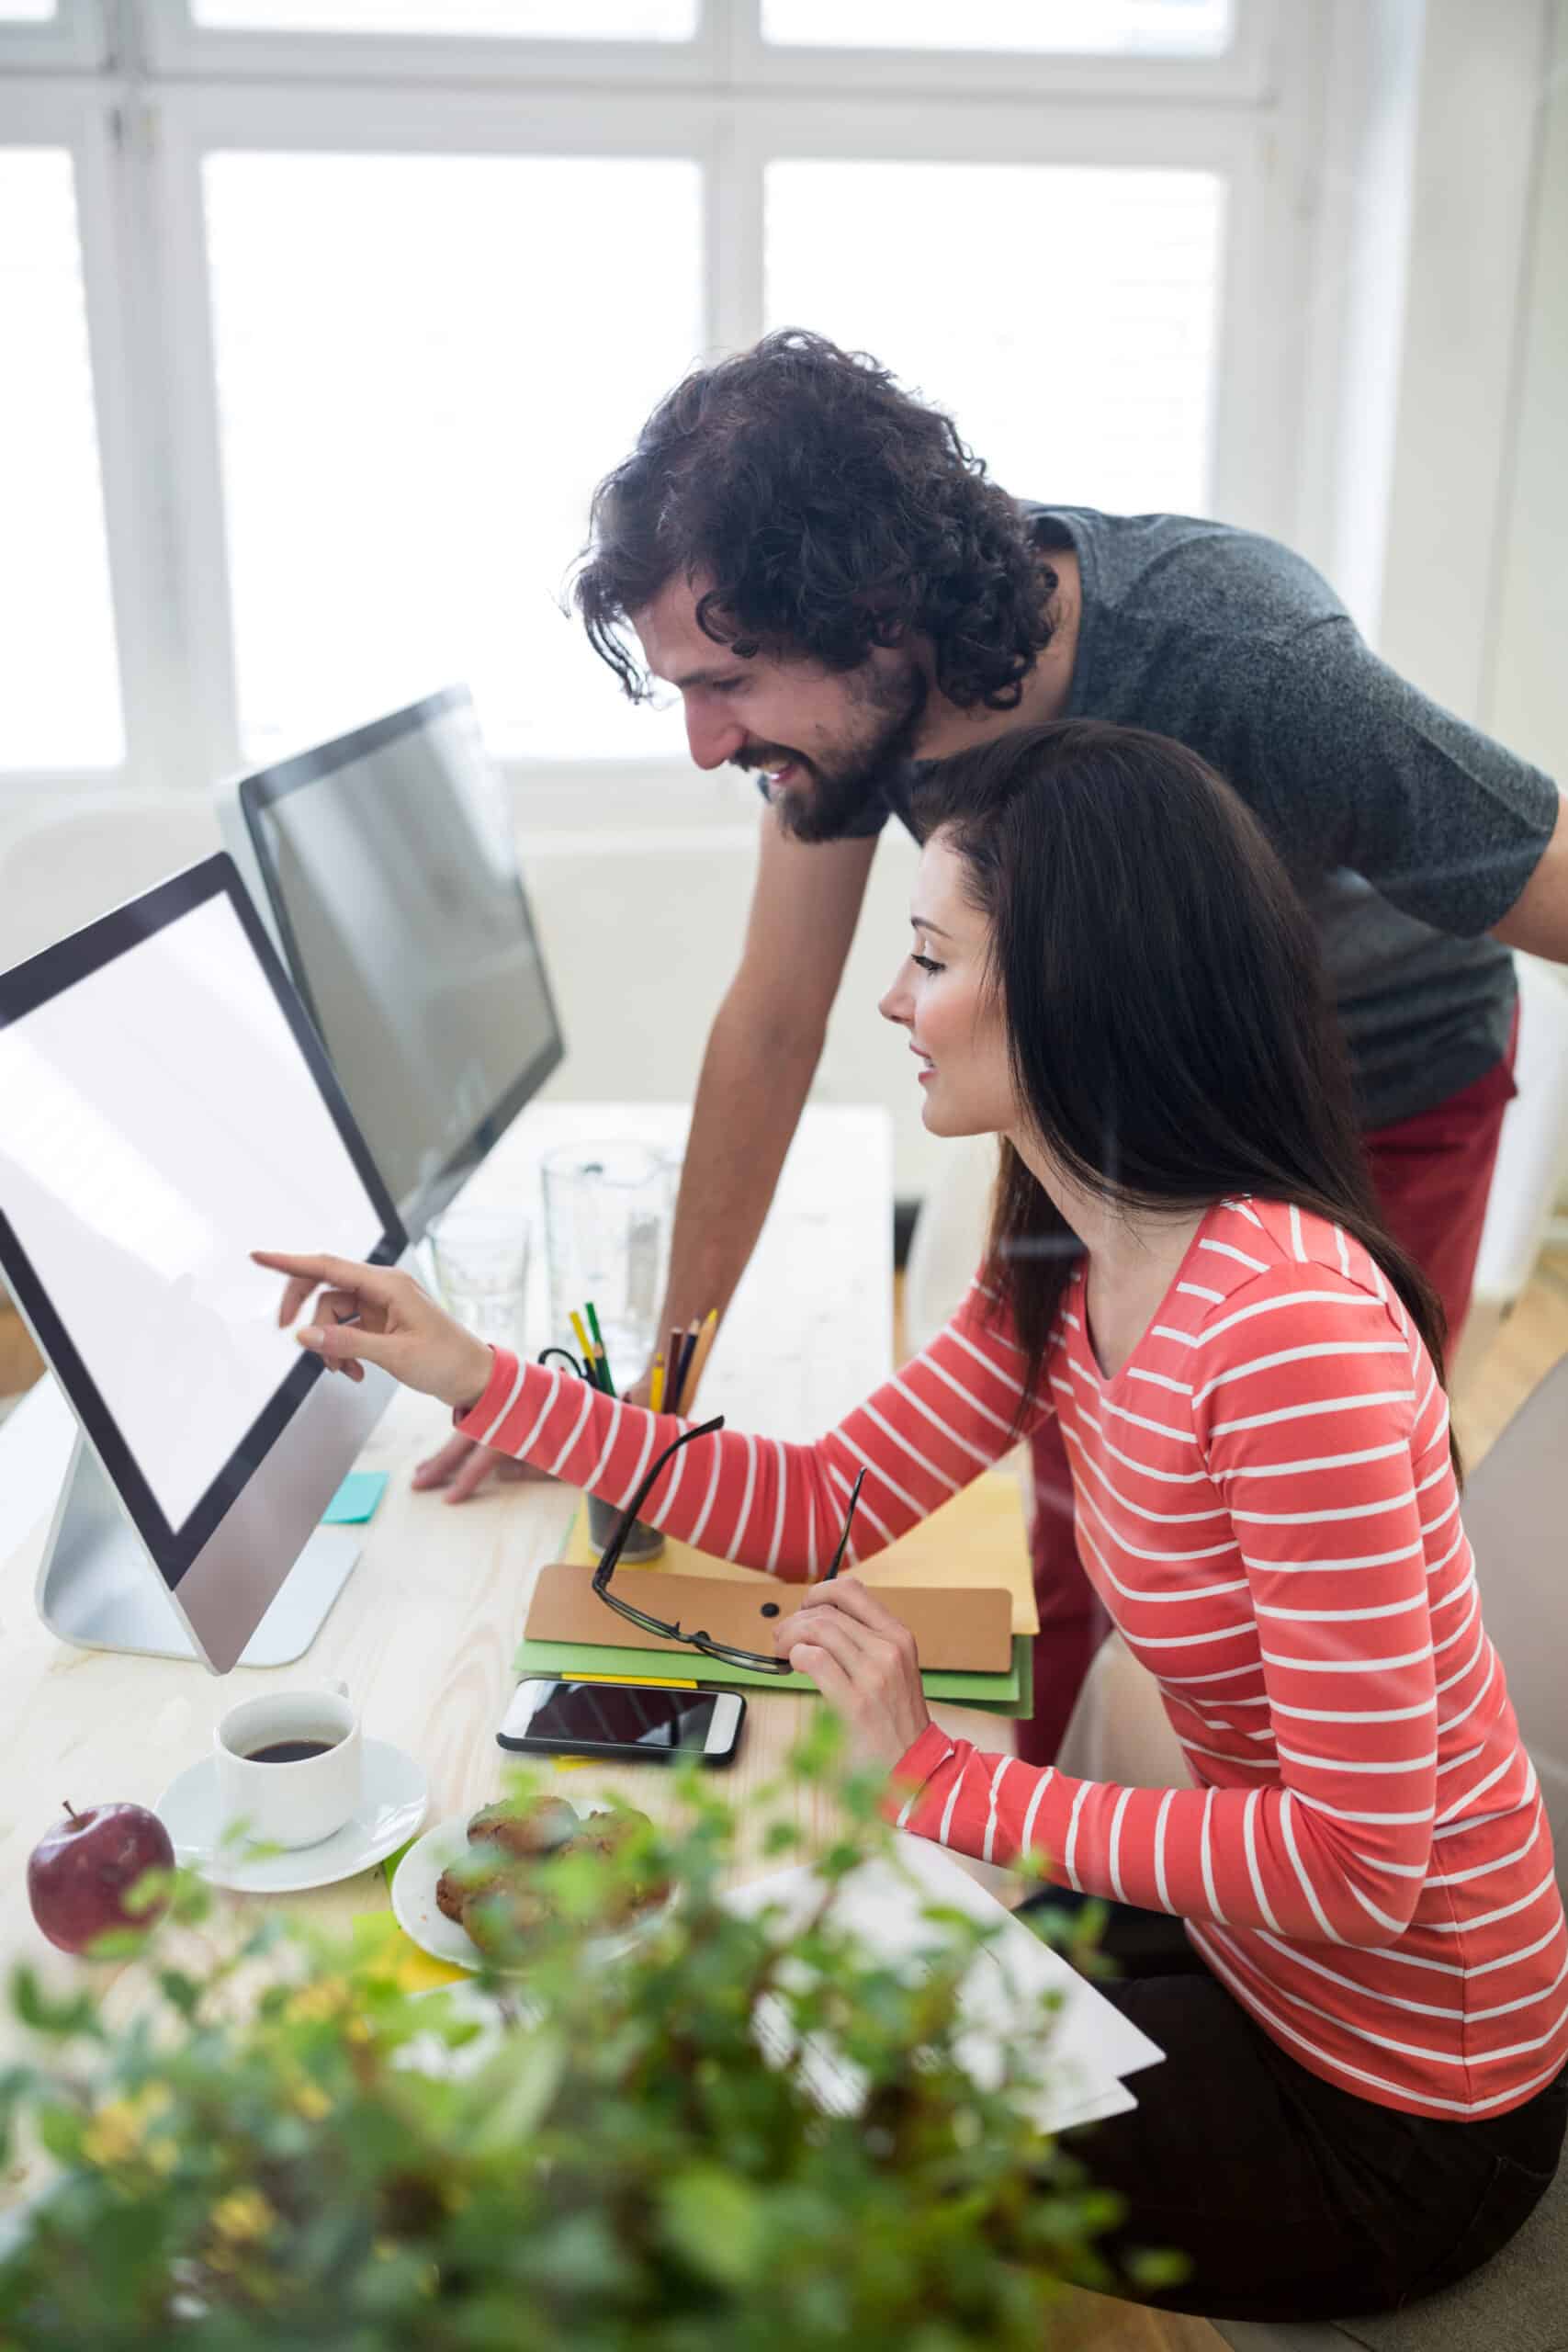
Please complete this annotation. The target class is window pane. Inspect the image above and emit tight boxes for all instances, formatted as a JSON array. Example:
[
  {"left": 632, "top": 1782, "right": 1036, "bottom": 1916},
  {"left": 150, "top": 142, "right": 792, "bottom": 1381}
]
[
  {"left": 0, "top": 3, "right": 59, "bottom": 19},
  {"left": 763, "top": 0, "right": 1230, "bottom": 54},
  {"left": 0, "top": 151, "right": 123, "bottom": 770},
  {"left": 204, "top": 153, "right": 702, "bottom": 763},
  {"left": 766, "top": 162, "right": 1224, "bottom": 517},
  {"left": 193, "top": 1, "right": 694, "bottom": 34}
]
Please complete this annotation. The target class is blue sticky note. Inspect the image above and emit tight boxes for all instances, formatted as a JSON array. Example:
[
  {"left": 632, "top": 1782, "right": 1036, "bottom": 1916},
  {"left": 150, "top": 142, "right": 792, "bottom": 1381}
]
[{"left": 322, "top": 1470, "right": 388, "bottom": 1525}]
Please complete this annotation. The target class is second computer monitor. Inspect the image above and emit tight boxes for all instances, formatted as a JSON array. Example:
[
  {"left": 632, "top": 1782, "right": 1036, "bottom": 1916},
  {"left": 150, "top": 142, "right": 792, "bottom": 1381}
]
[{"left": 221, "top": 687, "right": 564, "bottom": 1240}]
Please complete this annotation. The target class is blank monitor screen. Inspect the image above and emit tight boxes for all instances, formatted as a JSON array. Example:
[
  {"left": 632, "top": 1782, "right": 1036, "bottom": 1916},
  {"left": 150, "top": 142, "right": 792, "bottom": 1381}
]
[
  {"left": 0, "top": 857, "right": 403, "bottom": 1580},
  {"left": 238, "top": 687, "right": 563, "bottom": 1237}
]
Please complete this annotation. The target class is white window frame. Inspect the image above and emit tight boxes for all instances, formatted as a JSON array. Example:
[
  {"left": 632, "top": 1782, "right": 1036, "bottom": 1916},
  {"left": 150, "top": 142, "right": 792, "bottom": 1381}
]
[
  {"left": 0, "top": 0, "right": 1324, "bottom": 816},
  {"left": 732, "top": 2, "right": 1278, "bottom": 104},
  {"left": 0, "top": 0, "right": 105, "bottom": 71},
  {"left": 140, "top": 0, "right": 722, "bottom": 89}
]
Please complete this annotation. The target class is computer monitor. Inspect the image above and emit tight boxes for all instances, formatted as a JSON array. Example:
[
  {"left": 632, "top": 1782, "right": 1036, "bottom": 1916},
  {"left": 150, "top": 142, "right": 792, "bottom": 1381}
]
[
  {"left": 0, "top": 854, "right": 407, "bottom": 1675},
  {"left": 219, "top": 686, "right": 564, "bottom": 1241}
]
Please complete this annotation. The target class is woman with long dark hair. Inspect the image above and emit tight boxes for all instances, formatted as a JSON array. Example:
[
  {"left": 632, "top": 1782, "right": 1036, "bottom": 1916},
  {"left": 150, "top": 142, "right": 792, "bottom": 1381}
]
[{"left": 262, "top": 722, "right": 1565, "bottom": 2323}]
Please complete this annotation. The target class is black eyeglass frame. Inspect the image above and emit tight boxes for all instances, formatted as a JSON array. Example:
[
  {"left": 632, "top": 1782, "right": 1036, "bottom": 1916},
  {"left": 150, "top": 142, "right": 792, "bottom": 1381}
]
[{"left": 590, "top": 1415, "right": 799, "bottom": 1675}]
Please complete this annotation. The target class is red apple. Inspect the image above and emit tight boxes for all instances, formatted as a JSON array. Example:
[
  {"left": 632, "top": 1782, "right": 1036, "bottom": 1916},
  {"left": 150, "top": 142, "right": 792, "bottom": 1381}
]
[{"left": 27, "top": 1801, "right": 175, "bottom": 1955}]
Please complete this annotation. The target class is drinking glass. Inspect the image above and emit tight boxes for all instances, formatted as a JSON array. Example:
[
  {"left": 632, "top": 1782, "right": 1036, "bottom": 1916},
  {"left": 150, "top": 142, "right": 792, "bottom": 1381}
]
[
  {"left": 540, "top": 1141, "right": 675, "bottom": 1392},
  {"left": 427, "top": 1203, "right": 532, "bottom": 1351}
]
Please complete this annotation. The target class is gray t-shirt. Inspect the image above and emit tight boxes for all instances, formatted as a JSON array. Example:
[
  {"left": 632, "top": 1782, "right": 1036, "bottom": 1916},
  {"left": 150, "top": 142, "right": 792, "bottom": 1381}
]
[{"left": 829, "top": 505, "right": 1558, "bottom": 1131}]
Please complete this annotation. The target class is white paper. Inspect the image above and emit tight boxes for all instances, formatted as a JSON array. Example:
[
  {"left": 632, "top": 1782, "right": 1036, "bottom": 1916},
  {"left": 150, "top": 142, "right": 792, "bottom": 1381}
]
[{"left": 722, "top": 1832, "right": 1163, "bottom": 2138}]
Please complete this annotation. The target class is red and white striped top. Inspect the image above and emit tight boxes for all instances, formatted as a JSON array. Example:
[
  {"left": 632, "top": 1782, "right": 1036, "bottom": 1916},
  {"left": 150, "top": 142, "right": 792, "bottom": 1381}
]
[{"left": 458, "top": 1197, "right": 1567, "bottom": 2120}]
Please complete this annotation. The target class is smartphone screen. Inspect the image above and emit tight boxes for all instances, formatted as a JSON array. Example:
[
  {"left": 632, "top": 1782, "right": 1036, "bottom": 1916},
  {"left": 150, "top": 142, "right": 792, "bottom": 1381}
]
[{"left": 501, "top": 1680, "right": 724, "bottom": 1756}]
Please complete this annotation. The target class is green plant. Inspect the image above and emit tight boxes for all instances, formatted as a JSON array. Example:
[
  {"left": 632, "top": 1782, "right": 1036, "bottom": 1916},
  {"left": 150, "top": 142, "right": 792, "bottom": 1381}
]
[{"left": 0, "top": 1721, "right": 1171, "bottom": 2348}]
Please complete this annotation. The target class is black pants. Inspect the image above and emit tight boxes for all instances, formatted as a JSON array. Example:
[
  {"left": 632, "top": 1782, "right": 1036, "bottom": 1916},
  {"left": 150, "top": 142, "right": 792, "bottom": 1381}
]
[{"left": 1027, "top": 1894, "right": 1567, "bottom": 2324}]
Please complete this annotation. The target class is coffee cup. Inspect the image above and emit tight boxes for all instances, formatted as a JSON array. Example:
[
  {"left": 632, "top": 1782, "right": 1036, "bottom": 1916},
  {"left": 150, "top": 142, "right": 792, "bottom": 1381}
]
[{"left": 214, "top": 1679, "right": 362, "bottom": 1851}]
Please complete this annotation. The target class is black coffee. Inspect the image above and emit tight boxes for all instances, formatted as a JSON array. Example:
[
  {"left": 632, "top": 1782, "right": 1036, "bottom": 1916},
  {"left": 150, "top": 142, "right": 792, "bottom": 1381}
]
[{"left": 243, "top": 1736, "right": 340, "bottom": 1765}]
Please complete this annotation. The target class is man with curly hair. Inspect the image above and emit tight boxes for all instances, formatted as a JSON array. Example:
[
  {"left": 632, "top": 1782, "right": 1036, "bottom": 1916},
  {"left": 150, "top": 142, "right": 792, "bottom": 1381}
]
[{"left": 419, "top": 331, "right": 1568, "bottom": 1767}]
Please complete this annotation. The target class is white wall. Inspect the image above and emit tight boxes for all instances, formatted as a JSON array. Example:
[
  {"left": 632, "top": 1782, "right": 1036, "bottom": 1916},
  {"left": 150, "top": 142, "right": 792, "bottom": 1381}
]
[
  {"left": 1376, "top": 0, "right": 1554, "bottom": 717},
  {"left": 516, "top": 803, "right": 942, "bottom": 1195},
  {"left": 1483, "top": 0, "right": 1568, "bottom": 780}
]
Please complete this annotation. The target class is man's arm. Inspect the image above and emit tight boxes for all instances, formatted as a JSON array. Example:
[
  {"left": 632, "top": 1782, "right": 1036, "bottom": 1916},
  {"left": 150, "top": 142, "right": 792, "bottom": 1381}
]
[
  {"left": 650, "top": 818, "right": 880, "bottom": 1406},
  {"left": 1493, "top": 790, "right": 1568, "bottom": 960}
]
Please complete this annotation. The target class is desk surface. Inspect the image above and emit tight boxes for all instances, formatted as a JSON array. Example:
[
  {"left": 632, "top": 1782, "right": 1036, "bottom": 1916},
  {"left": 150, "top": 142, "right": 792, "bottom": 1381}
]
[{"left": 0, "top": 1103, "right": 1018, "bottom": 2028}]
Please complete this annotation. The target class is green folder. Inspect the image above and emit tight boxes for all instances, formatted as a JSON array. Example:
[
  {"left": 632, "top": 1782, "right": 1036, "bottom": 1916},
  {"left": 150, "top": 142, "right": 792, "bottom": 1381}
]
[{"left": 512, "top": 1633, "right": 1032, "bottom": 1718}]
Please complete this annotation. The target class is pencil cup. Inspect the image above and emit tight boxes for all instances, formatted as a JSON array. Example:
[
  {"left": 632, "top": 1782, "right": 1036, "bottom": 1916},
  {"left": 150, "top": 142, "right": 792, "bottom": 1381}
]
[
  {"left": 586, "top": 1490, "right": 665, "bottom": 1564},
  {"left": 541, "top": 1141, "right": 675, "bottom": 1394}
]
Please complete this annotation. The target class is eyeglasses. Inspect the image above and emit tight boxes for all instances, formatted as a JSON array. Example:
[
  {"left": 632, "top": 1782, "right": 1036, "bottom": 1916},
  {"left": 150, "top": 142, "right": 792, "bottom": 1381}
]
[{"left": 592, "top": 1415, "right": 863, "bottom": 1676}]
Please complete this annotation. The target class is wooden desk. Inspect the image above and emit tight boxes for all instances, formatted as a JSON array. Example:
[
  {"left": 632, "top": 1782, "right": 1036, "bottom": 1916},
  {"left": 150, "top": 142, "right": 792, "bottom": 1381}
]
[{"left": 0, "top": 1103, "right": 1017, "bottom": 2008}]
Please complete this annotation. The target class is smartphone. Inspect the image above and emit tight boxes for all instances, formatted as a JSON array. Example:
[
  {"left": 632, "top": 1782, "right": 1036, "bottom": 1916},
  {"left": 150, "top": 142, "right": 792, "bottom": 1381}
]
[{"left": 496, "top": 1679, "right": 746, "bottom": 1767}]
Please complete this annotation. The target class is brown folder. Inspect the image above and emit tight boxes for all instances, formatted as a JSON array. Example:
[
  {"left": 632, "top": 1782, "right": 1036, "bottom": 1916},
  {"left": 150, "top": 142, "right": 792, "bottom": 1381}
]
[{"left": 525, "top": 1562, "right": 1014, "bottom": 1673}]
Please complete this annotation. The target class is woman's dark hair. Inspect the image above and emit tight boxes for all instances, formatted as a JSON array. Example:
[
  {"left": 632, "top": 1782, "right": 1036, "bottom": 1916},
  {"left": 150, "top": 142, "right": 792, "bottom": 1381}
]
[
  {"left": 908, "top": 722, "right": 1461, "bottom": 1477},
  {"left": 574, "top": 329, "right": 1055, "bottom": 710}
]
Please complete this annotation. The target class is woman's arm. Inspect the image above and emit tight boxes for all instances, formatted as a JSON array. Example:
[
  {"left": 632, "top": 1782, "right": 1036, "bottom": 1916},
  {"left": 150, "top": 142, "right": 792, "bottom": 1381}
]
[
  {"left": 254, "top": 1247, "right": 1049, "bottom": 1577},
  {"left": 455, "top": 1272, "right": 1047, "bottom": 1579},
  {"left": 805, "top": 1274, "right": 1446, "bottom": 1945}
]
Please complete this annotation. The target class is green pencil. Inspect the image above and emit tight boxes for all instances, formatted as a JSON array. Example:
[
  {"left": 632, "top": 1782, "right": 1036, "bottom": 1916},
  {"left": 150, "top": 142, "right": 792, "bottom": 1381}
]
[{"left": 581, "top": 1301, "right": 616, "bottom": 1395}]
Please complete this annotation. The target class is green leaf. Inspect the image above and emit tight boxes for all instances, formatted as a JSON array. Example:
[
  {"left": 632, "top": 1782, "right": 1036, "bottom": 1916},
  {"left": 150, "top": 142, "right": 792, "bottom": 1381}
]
[
  {"left": 661, "top": 2165, "right": 766, "bottom": 2289},
  {"left": 34, "top": 2101, "right": 85, "bottom": 2164},
  {"left": 154, "top": 1968, "right": 203, "bottom": 2020},
  {"left": 8, "top": 1966, "right": 104, "bottom": 2041},
  {"left": 120, "top": 1867, "right": 175, "bottom": 1919},
  {"left": 83, "top": 1928, "right": 151, "bottom": 1963},
  {"left": 462, "top": 2026, "right": 566, "bottom": 2156}
]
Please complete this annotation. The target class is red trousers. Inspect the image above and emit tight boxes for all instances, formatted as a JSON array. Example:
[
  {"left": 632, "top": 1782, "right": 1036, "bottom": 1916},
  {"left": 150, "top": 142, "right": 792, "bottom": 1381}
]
[{"left": 1019, "top": 1035, "right": 1520, "bottom": 1766}]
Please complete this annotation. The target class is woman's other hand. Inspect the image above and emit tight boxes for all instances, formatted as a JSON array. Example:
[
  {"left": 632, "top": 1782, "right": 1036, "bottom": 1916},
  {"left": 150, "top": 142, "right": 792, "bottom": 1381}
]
[
  {"left": 252, "top": 1250, "right": 494, "bottom": 1413},
  {"left": 773, "top": 1577, "right": 932, "bottom": 1770}
]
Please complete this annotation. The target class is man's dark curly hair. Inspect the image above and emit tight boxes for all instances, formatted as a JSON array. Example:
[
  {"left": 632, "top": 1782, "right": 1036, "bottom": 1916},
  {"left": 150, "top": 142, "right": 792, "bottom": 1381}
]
[{"left": 574, "top": 330, "right": 1056, "bottom": 710}]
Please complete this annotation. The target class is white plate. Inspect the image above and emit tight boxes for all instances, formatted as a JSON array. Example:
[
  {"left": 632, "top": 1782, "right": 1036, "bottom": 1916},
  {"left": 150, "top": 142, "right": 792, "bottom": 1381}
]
[
  {"left": 156, "top": 1737, "right": 428, "bottom": 1894},
  {"left": 391, "top": 1798, "right": 674, "bottom": 1975}
]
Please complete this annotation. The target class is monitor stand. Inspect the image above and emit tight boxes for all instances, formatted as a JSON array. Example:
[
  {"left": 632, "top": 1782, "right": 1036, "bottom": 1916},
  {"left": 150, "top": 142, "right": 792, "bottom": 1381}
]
[{"left": 35, "top": 1435, "right": 361, "bottom": 1669}]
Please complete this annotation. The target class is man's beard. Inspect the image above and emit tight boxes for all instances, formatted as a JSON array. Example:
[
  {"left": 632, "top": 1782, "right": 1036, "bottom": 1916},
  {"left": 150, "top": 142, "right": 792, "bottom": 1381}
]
[{"left": 736, "top": 663, "right": 929, "bottom": 845}]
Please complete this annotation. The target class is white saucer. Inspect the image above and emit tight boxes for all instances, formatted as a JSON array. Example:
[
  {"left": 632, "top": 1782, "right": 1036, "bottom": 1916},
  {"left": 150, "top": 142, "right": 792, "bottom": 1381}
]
[
  {"left": 392, "top": 1799, "right": 676, "bottom": 1975},
  {"left": 156, "top": 1738, "right": 428, "bottom": 1894}
]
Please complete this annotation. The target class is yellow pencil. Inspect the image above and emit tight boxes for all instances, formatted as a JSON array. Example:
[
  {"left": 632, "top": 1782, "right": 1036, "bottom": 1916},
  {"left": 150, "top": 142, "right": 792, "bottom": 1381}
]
[
  {"left": 682, "top": 1308, "right": 719, "bottom": 1409},
  {"left": 649, "top": 1354, "right": 665, "bottom": 1412},
  {"left": 569, "top": 1309, "right": 593, "bottom": 1371}
]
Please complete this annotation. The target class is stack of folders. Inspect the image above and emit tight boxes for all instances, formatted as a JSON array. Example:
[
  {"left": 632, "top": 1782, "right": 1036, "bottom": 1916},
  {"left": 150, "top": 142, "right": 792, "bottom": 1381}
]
[{"left": 515, "top": 1470, "right": 1037, "bottom": 1719}]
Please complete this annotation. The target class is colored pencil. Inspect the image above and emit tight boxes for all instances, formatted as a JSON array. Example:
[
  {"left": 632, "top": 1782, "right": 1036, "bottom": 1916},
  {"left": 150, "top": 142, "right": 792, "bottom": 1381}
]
[
  {"left": 682, "top": 1308, "right": 719, "bottom": 1408},
  {"left": 667, "top": 1324, "right": 685, "bottom": 1411},
  {"left": 671, "top": 1318, "right": 699, "bottom": 1415},
  {"left": 584, "top": 1299, "right": 606, "bottom": 1354},
  {"left": 591, "top": 1340, "right": 617, "bottom": 1398},
  {"left": 569, "top": 1309, "right": 593, "bottom": 1371},
  {"left": 649, "top": 1355, "right": 665, "bottom": 1412}
]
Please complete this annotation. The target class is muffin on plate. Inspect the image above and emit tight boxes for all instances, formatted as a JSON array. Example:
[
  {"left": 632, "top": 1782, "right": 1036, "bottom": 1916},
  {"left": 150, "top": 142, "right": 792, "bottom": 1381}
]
[{"left": 468, "top": 1794, "right": 580, "bottom": 1860}]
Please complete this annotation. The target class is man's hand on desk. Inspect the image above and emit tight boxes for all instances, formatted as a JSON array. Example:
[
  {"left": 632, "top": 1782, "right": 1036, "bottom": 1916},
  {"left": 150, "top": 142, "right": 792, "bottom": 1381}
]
[
  {"left": 773, "top": 1577, "right": 933, "bottom": 1771},
  {"left": 411, "top": 1434, "right": 551, "bottom": 1503},
  {"left": 412, "top": 1366, "right": 659, "bottom": 1506}
]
